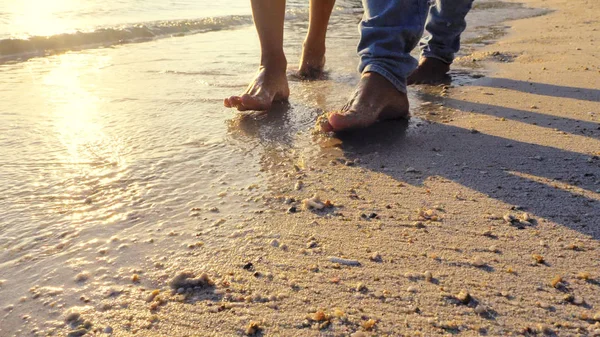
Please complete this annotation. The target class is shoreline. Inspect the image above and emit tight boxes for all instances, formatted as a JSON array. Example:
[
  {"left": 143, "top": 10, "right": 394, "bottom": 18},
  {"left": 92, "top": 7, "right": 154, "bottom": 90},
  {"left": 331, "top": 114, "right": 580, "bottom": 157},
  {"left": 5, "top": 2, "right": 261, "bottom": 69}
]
[{"left": 2, "top": 0, "right": 599, "bottom": 335}]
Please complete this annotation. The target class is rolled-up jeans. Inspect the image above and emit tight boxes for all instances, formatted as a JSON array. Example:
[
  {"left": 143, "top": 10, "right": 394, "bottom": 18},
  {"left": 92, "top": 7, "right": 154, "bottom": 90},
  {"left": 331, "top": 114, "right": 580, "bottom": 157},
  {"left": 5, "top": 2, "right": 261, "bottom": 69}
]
[
  {"left": 420, "top": 0, "right": 474, "bottom": 64},
  {"left": 358, "top": 0, "right": 473, "bottom": 93}
]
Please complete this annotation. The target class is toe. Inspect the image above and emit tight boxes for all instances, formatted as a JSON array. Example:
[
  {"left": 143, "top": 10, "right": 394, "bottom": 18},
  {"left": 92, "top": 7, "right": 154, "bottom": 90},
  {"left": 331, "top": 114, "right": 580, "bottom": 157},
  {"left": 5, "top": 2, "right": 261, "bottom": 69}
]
[
  {"left": 223, "top": 98, "right": 231, "bottom": 108},
  {"left": 226, "top": 96, "right": 242, "bottom": 109},
  {"left": 240, "top": 94, "right": 271, "bottom": 111},
  {"left": 327, "top": 111, "right": 355, "bottom": 132}
]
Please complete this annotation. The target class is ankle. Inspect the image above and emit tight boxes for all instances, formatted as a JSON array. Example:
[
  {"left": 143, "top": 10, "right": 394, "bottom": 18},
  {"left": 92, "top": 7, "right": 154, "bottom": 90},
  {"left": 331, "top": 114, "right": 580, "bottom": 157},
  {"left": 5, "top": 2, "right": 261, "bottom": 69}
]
[
  {"left": 260, "top": 51, "right": 287, "bottom": 71},
  {"left": 302, "top": 38, "right": 326, "bottom": 56}
]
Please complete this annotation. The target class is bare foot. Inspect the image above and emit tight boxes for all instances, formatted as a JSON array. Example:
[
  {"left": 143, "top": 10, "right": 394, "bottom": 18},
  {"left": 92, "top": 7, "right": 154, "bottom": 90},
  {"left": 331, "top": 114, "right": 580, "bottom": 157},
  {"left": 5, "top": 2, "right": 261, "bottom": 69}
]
[
  {"left": 297, "top": 41, "right": 326, "bottom": 80},
  {"left": 322, "top": 72, "right": 409, "bottom": 132},
  {"left": 407, "top": 58, "right": 451, "bottom": 85},
  {"left": 224, "top": 65, "right": 290, "bottom": 111}
]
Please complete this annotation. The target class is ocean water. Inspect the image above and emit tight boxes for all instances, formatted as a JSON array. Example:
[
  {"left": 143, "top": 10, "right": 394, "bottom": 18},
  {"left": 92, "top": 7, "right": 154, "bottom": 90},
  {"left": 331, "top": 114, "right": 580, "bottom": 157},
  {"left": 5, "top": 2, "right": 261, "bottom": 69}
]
[{"left": 0, "top": 0, "right": 544, "bottom": 334}]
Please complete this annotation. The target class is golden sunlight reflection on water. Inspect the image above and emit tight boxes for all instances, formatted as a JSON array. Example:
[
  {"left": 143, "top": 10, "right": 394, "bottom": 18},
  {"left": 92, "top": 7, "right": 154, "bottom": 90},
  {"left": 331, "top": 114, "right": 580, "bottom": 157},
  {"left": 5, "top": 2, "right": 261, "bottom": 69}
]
[{"left": 6, "top": 0, "right": 78, "bottom": 38}]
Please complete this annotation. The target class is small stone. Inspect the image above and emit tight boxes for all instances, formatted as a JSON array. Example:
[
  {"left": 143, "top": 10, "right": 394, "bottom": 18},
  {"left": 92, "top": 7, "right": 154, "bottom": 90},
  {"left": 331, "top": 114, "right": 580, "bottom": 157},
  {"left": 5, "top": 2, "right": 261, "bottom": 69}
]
[
  {"left": 104, "top": 326, "right": 113, "bottom": 334},
  {"left": 312, "top": 311, "right": 328, "bottom": 322},
  {"left": 306, "top": 241, "right": 318, "bottom": 249},
  {"left": 472, "top": 258, "right": 486, "bottom": 267},
  {"left": 536, "top": 323, "right": 553, "bottom": 335},
  {"left": 270, "top": 239, "right": 280, "bottom": 248},
  {"left": 361, "top": 319, "right": 377, "bottom": 330},
  {"left": 474, "top": 305, "right": 487, "bottom": 315},
  {"left": 369, "top": 252, "right": 382, "bottom": 262},
  {"left": 245, "top": 321, "right": 261, "bottom": 335},
  {"left": 424, "top": 271, "right": 433, "bottom": 281},
  {"left": 294, "top": 181, "right": 303, "bottom": 191},
  {"left": 532, "top": 254, "right": 545, "bottom": 264},
  {"left": 550, "top": 275, "right": 562, "bottom": 288},
  {"left": 406, "top": 167, "right": 419, "bottom": 173},
  {"left": 132, "top": 274, "right": 140, "bottom": 283},
  {"left": 287, "top": 206, "right": 297, "bottom": 213},
  {"left": 503, "top": 214, "right": 515, "bottom": 223},
  {"left": 407, "top": 286, "right": 418, "bottom": 293},
  {"left": 413, "top": 221, "right": 426, "bottom": 229},
  {"left": 74, "top": 272, "right": 90, "bottom": 283},
  {"left": 456, "top": 290, "right": 471, "bottom": 304},
  {"left": 355, "top": 283, "right": 368, "bottom": 292},
  {"left": 577, "top": 272, "right": 591, "bottom": 280}
]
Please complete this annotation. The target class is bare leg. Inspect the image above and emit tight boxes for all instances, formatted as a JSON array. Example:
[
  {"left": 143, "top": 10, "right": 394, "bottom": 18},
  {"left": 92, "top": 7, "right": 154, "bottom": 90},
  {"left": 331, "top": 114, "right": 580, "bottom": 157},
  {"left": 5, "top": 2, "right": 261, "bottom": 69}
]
[
  {"left": 322, "top": 72, "right": 409, "bottom": 132},
  {"left": 297, "top": 0, "right": 336, "bottom": 79},
  {"left": 224, "top": 0, "right": 290, "bottom": 111}
]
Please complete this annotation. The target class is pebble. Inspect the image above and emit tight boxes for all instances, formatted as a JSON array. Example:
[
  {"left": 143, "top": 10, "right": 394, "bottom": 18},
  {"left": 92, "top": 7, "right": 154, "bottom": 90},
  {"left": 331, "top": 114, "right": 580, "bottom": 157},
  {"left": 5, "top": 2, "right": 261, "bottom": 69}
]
[
  {"left": 550, "top": 275, "right": 563, "bottom": 288},
  {"left": 74, "top": 272, "right": 90, "bottom": 283},
  {"left": 351, "top": 332, "right": 367, "bottom": 337},
  {"left": 406, "top": 167, "right": 419, "bottom": 173},
  {"left": 287, "top": 206, "right": 297, "bottom": 213},
  {"left": 302, "top": 194, "right": 326, "bottom": 210},
  {"left": 329, "top": 257, "right": 361, "bottom": 266},
  {"left": 355, "top": 283, "right": 368, "bottom": 292},
  {"left": 104, "top": 326, "right": 113, "bottom": 334},
  {"left": 472, "top": 258, "right": 486, "bottom": 267},
  {"left": 369, "top": 252, "right": 382, "bottom": 262},
  {"left": 245, "top": 321, "right": 261, "bottom": 335},
  {"left": 169, "top": 271, "right": 214, "bottom": 289},
  {"left": 474, "top": 305, "right": 487, "bottom": 315},
  {"left": 407, "top": 286, "right": 418, "bottom": 293},
  {"left": 456, "top": 290, "right": 471, "bottom": 304},
  {"left": 295, "top": 181, "right": 303, "bottom": 190},
  {"left": 424, "top": 271, "right": 433, "bottom": 281},
  {"left": 270, "top": 239, "right": 280, "bottom": 248}
]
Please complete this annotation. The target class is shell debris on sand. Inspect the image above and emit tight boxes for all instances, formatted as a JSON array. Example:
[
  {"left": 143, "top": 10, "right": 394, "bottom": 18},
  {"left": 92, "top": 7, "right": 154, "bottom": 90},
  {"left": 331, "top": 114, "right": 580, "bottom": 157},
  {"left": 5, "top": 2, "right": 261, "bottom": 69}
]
[
  {"left": 361, "top": 319, "right": 377, "bottom": 330},
  {"left": 456, "top": 290, "right": 471, "bottom": 304},
  {"left": 245, "top": 321, "right": 262, "bottom": 335},
  {"left": 169, "top": 271, "right": 214, "bottom": 290},
  {"left": 302, "top": 194, "right": 326, "bottom": 210},
  {"left": 329, "top": 257, "right": 361, "bottom": 266}
]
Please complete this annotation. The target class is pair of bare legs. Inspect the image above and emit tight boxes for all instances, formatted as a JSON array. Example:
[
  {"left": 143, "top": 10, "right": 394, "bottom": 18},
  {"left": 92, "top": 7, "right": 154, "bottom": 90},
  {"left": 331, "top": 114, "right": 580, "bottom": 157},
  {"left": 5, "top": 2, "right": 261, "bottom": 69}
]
[
  {"left": 223, "top": 0, "right": 335, "bottom": 111},
  {"left": 223, "top": 0, "right": 451, "bottom": 131}
]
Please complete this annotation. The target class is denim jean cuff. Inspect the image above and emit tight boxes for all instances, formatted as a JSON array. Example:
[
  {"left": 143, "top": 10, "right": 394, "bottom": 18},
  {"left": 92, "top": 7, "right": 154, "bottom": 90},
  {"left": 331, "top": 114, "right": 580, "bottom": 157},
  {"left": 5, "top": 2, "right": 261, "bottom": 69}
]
[
  {"left": 420, "top": 51, "right": 453, "bottom": 65},
  {"left": 362, "top": 64, "right": 407, "bottom": 94}
]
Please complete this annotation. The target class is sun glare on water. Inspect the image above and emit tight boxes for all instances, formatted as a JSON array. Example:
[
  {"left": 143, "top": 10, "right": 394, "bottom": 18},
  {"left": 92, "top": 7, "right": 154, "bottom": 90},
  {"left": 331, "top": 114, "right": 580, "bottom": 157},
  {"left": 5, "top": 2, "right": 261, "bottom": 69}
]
[{"left": 7, "top": 0, "right": 86, "bottom": 38}]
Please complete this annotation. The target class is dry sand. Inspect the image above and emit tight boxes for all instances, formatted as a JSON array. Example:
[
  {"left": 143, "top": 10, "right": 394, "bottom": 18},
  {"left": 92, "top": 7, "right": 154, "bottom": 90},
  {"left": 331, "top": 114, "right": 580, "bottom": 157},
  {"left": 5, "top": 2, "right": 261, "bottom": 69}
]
[{"left": 22, "top": 0, "right": 600, "bottom": 335}]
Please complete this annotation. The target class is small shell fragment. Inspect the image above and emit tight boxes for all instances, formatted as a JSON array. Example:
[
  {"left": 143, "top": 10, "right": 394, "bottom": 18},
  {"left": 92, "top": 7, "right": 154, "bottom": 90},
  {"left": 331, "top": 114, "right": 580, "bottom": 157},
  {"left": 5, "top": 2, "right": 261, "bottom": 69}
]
[
  {"left": 302, "top": 194, "right": 325, "bottom": 210},
  {"left": 329, "top": 257, "right": 361, "bottom": 266}
]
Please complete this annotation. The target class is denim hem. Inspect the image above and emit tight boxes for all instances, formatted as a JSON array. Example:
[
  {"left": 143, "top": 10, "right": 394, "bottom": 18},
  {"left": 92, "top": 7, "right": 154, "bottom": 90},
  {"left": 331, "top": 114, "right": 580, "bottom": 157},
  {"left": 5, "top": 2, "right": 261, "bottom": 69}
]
[
  {"left": 362, "top": 64, "right": 407, "bottom": 94},
  {"left": 420, "top": 51, "right": 453, "bottom": 65}
]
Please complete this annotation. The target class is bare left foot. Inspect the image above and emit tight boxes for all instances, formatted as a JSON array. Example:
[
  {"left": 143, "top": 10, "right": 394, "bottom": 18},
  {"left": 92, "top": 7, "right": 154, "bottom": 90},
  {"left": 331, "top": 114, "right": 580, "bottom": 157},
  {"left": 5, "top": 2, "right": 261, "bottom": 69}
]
[
  {"left": 407, "top": 58, "right": 451, "bottom": 85},
  {"left": 297, "top": 41, "right": 326, "bottom": 80},
  {"left": 321, "top": 72, "right": 410, "bottom": 132}
]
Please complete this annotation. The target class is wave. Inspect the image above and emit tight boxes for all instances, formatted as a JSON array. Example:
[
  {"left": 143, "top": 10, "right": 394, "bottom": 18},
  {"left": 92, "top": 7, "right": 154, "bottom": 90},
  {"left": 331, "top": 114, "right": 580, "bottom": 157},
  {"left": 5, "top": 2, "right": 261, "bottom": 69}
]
[{"left": 0, "top": 15, "right": 253, "bottom": 63}]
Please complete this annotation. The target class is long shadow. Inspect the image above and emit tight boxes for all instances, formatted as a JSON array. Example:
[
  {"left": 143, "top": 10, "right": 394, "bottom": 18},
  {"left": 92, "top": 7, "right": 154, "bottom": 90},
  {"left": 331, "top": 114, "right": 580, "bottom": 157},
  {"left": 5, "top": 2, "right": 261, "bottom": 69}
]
[
  {"left": 423, "top": 96, "right": 600, "bottom": 140},
  {"left": 475, "top": 77, "right": 600, "bottom": 102},
  {"left": 338, "top": 119, "right": 600, "bottom": 239}
]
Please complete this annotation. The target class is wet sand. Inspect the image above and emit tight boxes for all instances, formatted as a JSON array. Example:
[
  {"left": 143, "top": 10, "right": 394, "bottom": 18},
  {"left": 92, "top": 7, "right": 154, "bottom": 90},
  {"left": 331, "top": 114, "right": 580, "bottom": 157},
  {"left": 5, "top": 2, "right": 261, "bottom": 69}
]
[{"left": 2, "top": 0, "right": 600, "bottom": 336}]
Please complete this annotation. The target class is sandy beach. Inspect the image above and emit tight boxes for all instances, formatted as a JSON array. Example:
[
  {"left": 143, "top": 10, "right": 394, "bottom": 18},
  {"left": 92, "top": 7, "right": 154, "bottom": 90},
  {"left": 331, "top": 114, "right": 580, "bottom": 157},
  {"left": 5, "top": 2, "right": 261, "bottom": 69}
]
[{"left": 1, "top": 0, "right": 599, "bottom": 336}]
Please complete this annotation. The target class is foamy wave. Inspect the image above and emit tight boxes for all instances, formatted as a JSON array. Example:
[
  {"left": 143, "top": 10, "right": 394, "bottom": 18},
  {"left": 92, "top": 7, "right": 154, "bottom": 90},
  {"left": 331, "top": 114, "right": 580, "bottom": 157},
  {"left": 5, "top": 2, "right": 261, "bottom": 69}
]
[{"left": 0, "top": 15, "right": 253, "bottom": 62}]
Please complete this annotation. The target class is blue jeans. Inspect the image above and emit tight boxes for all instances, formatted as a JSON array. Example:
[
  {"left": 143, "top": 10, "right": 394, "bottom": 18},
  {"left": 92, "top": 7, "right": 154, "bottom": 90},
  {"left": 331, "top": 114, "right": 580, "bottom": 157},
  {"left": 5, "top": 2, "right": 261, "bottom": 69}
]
[{"left": 358, "top": 0, "right": 473, "bottom": 93}]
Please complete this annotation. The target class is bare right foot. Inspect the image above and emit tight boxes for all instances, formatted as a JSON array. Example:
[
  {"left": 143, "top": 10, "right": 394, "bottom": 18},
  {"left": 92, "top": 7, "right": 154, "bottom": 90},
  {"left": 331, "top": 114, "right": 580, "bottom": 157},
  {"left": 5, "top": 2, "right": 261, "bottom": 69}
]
[
  {"left": 322, "top": 72, "right": 410, "bottom": 132},
  {"left": 407, "top": 57, "right": 451, "bottom": 85},
  {"left": 224, "top": 65, "right": 290, "bottom": 111}
]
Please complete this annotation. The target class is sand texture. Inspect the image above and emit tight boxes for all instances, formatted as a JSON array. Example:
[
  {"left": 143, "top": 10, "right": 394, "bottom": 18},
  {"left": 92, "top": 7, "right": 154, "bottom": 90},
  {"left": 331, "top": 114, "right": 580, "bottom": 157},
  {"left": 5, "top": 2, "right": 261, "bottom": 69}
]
[{"left": 3, "top": 0, "right": 600, "bottom": 336}]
